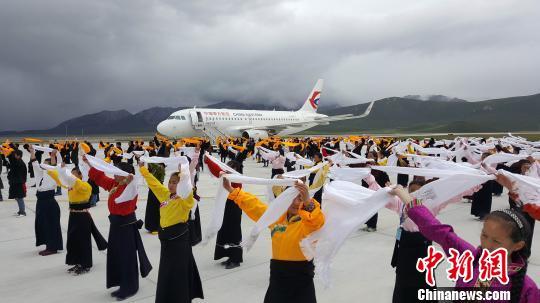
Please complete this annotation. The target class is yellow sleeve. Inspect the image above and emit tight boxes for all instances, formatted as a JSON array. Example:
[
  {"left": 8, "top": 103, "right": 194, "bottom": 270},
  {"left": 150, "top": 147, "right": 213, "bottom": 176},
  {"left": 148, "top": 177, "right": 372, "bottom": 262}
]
[
  {"left": 72, "top": 179, "right": 92, "bottom": 197},
  {"left": 228, "top": 188, "right": 268, "bottom": 222},
  {"left": 298, "top": 200, "right": 325, "bottom": 236},
  {"left": 140, "top": 166, "right": 170, "bottom": 203},
  {"left": 272, "top": 185, "right": 284, "bottom": 198},
  {"left": 46, "top": 170, "right": 64, "bottom": 187},
  {"left": 180, "top": 191, "right": 195, "bottom": 214},
  {"left": 309, "top": 164, "right": 329, "bottom": 190}
]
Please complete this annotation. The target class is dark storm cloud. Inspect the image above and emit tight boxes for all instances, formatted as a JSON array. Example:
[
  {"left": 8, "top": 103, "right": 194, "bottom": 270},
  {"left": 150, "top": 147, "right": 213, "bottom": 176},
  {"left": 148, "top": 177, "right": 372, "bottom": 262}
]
[{"left": 1, "top": 0, "right": 539, "bottom": 130}]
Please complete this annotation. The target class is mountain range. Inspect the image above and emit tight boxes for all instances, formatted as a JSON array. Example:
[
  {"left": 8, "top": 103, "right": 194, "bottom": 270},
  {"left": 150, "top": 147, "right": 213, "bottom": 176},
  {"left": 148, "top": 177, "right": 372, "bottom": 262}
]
[
  {"left": 1, "top": 94, "right": 539, "bottom": 136},
  {"left": 313, "top": 93, "right": 540, "bottom": 133}
]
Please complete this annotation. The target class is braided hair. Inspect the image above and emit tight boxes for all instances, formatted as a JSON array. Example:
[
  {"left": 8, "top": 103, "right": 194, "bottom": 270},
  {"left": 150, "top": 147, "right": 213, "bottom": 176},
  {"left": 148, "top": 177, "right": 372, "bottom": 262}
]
[{"left": 485, "top": 209, "right": 532, "bottom": 303}]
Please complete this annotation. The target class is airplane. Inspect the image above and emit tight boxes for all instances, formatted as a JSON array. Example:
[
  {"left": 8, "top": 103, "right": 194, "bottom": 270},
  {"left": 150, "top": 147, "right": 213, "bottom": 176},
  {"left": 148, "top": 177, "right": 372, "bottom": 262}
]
[{"left": 156, "top": 79, "right": 375, "bottom": 140}]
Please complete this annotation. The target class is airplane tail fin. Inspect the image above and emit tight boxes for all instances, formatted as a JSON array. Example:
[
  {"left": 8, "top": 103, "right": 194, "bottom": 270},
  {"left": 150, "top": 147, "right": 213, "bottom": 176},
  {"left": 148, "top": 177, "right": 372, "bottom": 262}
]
[{"left": 298, "top": 79, "right": 324, "bottom": 113}]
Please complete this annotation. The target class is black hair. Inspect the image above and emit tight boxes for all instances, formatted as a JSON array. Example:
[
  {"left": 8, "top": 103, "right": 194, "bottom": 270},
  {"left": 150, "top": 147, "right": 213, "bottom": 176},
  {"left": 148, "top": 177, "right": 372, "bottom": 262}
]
[
  {"left": 14, "top": 150, "right": 23, "bottom": 158},
  {"left": 484, "top": 209, "right": 532, "bottom": 303},
  {"left": 509, "top": 160, "right": 530, "bottom": 175},
  {"left": 481, "top": 152, "right": 491, "bottom": 161},
  {"left": 226, "top": 160, "right": 241, "bottom": 172},
  {"left": 116, "top": 162, "right": 135, "bottom": 174},
  {"left": 279, "top": 149, "right": 285, "bottom": 156},
  {"left": 408, "top": 179, "right": 426, "bottom": 189},
  {"left": 71, "top": 166, "right": 82, "bottom": 175},
  {"left": 169, "top": 172, "right": 180, "bottom": 183}
]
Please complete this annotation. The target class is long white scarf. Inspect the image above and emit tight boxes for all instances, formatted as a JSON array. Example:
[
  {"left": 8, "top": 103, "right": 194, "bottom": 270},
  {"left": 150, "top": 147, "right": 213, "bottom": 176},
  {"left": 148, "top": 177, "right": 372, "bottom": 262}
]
[
  {"left": 78, "top": 158, "right": 90, "bottom": 181},
  {"left": 409, "top": 155, "right": 483, "bottom": 174},
  {"left": 498, "top": 170, "right": 540, "bottom": 205},
  {"left": 176, "top": 146, "right": 196, "bottom": 159},
  {"left": 345, "top": 151, "right": 375, "bottom": 164},
  {"left": 121, "top": 153, "right": 135, "bottom": 160},
  {"left": 242, "top": 185, "right": 300, "bottom": 251},
  {"left": 300, "top": 181, "right": 393, "bottom": 287},
  {"left": 258, "top": 146, "right": 277, "bottom": 161},
  {"left": 328, "top": 166, "right": 371, "bottom": 184},
  {"left": 483, "top": 153, "right": 528, "bottom": 167},
  {"left": 203, "top": 174, "right": 297, "bottom": 245},
  {"left": 281, "top": 162, "right": 326, "bottom": 179},
  {"left": 412, "top": 173, "right": 495, "bottom": 213},
  {"left": 132, "top": 150, "right": 146, "bottom": 156},
  {"left": 204, "top": 152, "right": 240, "bottom": 175},
  {"left": 33, "top": 145, "right": 54, "bottom": 153},
  {"left": 387, "top": 153, "right": 399, "bottom": 166},
  {"left": 371, "top": 165, "right": 486, "bottom": 179},
  {"left": 286, "top": 152, "right": 314, "bottom": 167},
  {"left": 85, "top": 155, "right": 138, "bottom": 203}
]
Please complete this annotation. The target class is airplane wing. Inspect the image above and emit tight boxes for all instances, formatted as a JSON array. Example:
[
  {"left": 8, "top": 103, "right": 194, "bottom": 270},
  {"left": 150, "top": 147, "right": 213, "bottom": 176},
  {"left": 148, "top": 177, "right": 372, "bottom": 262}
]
[{"left": 305, "top": 101, "right": 375, "bottom": 124}]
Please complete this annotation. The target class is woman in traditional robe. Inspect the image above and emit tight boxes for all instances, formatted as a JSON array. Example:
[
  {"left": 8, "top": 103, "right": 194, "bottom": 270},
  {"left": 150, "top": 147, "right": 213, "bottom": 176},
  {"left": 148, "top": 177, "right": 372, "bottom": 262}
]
[
  {"left": 214, "top": 160, "right": 244, "bottom": 269},
  {"left": 221, "top": 173, "right": 324, "bottom": 303},
  {"left": 58, "top": 164, "right": 107, "bottom": 274},
  {"left": 30, "top": 147, "right": 63, "bottom": 255},
  {"left": 144, "top": 163, "right": 165, "bottom": 234},
  {"left": 138, "top": 157, "right": 204, "bottom": 303}
]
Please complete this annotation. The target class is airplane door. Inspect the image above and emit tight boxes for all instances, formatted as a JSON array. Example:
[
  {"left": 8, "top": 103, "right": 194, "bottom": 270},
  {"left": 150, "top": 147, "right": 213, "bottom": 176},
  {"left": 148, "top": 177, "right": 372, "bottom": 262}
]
[{"left": 190, "top": 111, "right": 204, "bottom": 129}]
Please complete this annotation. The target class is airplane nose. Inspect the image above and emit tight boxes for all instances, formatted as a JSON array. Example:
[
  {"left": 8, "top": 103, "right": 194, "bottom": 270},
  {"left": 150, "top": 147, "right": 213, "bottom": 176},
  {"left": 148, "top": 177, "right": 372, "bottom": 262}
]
[
  {"left": 157, "top": 121, "right": 165, "bottom": 135},
  {"left": 157, "top": 121, "right": 169, "bottom": 136}
]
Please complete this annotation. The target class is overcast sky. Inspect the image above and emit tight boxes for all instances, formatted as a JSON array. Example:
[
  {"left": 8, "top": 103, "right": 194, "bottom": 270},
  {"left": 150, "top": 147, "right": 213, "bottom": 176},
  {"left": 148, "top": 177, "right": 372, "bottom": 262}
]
[{"left": 1, "top": 0, "right": 539, "bottom": 130}]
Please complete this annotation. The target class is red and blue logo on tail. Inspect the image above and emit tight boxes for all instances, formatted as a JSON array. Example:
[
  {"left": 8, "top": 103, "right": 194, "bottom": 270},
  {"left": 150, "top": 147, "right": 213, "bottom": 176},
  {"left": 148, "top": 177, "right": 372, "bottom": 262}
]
[{"left": 309, "top": 91, "right": 320, "bottom": 109}]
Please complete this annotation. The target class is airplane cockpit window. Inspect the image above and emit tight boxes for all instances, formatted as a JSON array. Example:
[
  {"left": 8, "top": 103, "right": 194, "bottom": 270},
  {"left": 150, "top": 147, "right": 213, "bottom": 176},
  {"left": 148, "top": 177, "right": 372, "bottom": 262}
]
[{"left": 167, "top": 116, "right": 175, "bottom": 120}]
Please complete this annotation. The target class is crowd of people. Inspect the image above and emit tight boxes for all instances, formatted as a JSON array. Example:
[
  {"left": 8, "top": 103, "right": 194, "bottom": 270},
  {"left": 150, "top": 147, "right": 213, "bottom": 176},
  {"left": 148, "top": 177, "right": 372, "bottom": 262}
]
[{"left": 0, "top": 134, "right": 539, "bottom": 302}]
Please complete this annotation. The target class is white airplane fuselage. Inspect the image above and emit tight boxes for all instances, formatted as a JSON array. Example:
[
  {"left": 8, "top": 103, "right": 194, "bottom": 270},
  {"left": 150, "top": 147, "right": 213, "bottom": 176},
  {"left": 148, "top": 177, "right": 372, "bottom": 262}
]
[
  {"left": 156, "top": 79, "right": 374, "bottom": 140},
  {"left": 157, "top": 108, "right": 328, "bottom": 139}
]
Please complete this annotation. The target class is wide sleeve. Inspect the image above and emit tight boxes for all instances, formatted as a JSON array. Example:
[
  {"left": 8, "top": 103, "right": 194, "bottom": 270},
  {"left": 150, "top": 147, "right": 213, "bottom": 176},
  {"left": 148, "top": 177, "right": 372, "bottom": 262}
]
[
  {"left": 57, "top": 167, "right": 77, "bottom": 188},
  {"left": 407, "top": 205, "right": 476, "bottom": 255},
  {"left": 309, "top": 164, "right": 329, "bottom": 190},
  {"left": 363, "top": 174, "right": 381, "bottom": 190},
  {"left": 72, "top": 179, "right": 92, "bottom": 198},
  {"left": 521, "top": 279, "right": 539, "bottom": 303},
  {"left": 228, "top": 188, "right": 268, "bottom": 222},
  {"left": 176, "top": 160, "right": 193, "bottom": 200},
  {"left": 140, "top": 166, "right": 170, "bottom": 203},
  {"left": 298, "top": 199, "right": 325, "bottom": 236},
  {"left": 88, "top": 167, "right": 115, "bottom": 191},
  {"left": 32, "top": 160, "right": 43, "bottom": 181},
  {"left": 46, "top": 170, "right": 63, "bottom": 187},
  {"left": 189, "top": 151, "right": 200, "bottom": 184},
  {"left": 266, "top": 153, "right": 277, "bottom": 161}
]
